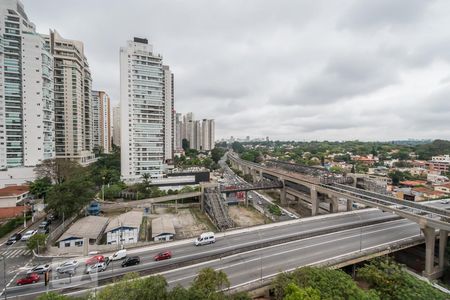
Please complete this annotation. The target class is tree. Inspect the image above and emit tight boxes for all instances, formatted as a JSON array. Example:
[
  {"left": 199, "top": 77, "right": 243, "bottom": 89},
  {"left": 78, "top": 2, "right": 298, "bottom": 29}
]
[
  {"left": 37, "top": 292, "right": 71, "bottom": 300},
  {"left": 358, "top": 258, "right": 447, "bottom": 300},
  {"left": 27, "top": 234, "right": 47, "bottom": 253},
  {"left": 211, "top": 147, "right": 226, "bottom": 163},
  {"left": 182, "top": 138, "right": 190, "bottom": 151},
  {"left": 141, "top": 173, "right": 151, "bottom": 187},
  {"left": 231, "top": 142, "right": 245, "bottom": 154},
  {"left": 45, "top": 173, "right": 95, "bottom": 218},
  {"left": 190, "top": 267, "right": 230, "bottom": 298},
  {"left": 34, "top": 159, "right": 83, "bottom": 184},
  {"left": 330, "top": 165, "right": 345, "bottom": 174},
  {"left": 284, "top": 284, "right": 321, "bottom": 300},
  {"left": 29, "top": 177, "right": 52, "bottom": 199}
]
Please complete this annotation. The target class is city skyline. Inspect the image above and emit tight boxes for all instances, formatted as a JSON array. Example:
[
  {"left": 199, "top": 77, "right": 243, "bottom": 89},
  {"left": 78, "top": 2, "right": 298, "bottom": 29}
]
[{"left": 22, "top": 0, "right": 450, "bottom": 141}]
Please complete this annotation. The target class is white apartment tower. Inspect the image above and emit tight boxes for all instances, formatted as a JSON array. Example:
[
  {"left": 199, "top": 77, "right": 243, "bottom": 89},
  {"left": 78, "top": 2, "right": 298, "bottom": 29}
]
[
  {"left": 120, "top": 37, "right": 171, "bottom": 181},
  {"left": 201, "top": 119, "right": 215, "bottom": 151},
  {"left": 92, "top": 90, "right": 111, "bottom": 153},
  {"left": 162, "top": 65, "right": 174, "bottom": 162},
  {"left": 41, "top": 30, "right": 95, "bottom": 165},
  {"left": 0, "top": 0, "right": 55, "bottom": 169},
  {"left": 112, "top": 106, "right": 120, "bottom": 147}
]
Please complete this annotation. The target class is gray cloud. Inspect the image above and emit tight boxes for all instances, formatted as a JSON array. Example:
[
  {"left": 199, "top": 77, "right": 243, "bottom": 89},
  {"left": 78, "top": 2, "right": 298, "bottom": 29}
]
[{"left": 22, "top": 0, "right": 450, "bottom": 141}]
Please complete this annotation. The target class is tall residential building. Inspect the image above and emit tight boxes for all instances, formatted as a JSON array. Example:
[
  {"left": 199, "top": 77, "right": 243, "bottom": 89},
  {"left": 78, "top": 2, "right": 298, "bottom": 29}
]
[
  {"left": 162, "top": 65, "right": 174, "bottom": 162},
  {"left": 41, "top": 30, "right": 95, "bottom": 165},
  {"left": 174, "top": 112, "right": 182, "bottom": 150},
  {"left": 112, "top": 106, "right": 120, "bottom": 147},
  {"left": 202, "top": 119, "right": 215, "bottom": 151},
  {"left": 0, "top": 0, "right": 55, "bottom": 169},
  {"left": 120, "top": 37, "right": 170, "bottom": 181},
  {"left": 92, "top": 91, "right": 111, "bottom": 153}
]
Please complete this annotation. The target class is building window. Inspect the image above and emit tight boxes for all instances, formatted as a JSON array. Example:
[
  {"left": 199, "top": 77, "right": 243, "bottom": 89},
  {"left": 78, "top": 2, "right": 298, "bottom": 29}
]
[
  {"left": 64, "top": 242, "right": 70, "bottom": 247},
  {"left": 75, "top": 241, "right": 83, "bottom": 247}
]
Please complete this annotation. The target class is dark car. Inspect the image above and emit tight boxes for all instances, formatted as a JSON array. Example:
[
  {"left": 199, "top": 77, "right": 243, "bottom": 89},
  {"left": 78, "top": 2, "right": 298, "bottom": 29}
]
[
  {"left": 154, "top": 250, "right": 172, "bottom": 261},
  {"left": 39, "top": 221, "right": 50, "bottom": 230},
  {"left": 17, "top": 273, "right": 40, "bottom": 285},
  {"left": 121, "top": 256, "right": 140, "bottom": 267},
  {"left": 37, "top": 227, "right": 49, "bottom": 235},
  {"left": 6, "top": 233, "right": 22, "bottom": 245}
]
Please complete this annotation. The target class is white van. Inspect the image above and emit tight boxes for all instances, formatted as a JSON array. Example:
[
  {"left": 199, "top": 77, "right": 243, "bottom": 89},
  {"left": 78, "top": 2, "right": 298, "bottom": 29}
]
[
  {"left": 109, "top": 249, "right": 127, "bottom": 261},
  {"left": 194, "top": 232, "right": 215, "bottom": 246}
]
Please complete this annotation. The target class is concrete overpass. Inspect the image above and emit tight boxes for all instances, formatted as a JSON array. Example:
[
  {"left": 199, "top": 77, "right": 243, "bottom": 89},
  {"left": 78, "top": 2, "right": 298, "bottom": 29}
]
[{"left": 228, "top": 152, "right": 450, "bottom": 278}]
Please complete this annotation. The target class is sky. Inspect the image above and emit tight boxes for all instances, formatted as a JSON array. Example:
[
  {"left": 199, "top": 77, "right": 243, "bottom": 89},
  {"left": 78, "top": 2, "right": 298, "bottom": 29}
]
[{"left": 23, "top": 0, "right": 450, "bottom": 141}]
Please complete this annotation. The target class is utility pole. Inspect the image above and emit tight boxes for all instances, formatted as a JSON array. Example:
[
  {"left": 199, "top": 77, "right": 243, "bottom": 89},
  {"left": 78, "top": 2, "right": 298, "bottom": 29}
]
[{"left": 1, "top": 254, "right": 7, "bottom": 299}]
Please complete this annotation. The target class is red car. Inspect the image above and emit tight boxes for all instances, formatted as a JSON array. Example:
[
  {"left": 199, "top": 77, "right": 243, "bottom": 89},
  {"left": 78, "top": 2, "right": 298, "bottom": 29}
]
[
  {"left": 86, "top": 255, "right": 105, "bottom": 265},
  {"left": 17, "top": 273, "right": 40, "bottom": 285},
  {"left": 154, "top": 250, "right": 172, "bottom": 261}
]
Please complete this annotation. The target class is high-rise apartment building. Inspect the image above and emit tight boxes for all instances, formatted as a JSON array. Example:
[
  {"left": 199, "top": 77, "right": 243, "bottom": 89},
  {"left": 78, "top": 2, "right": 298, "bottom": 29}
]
[
  {"left": 174, "top": 112, "right": 182, "bottom": 150},
  {"left": 92, "top": 90, "right": 111, "bottom": 153},
  {"left": 41, "top": 30, "right": 95, "bottom": 165},
  {"left": 112, "top": 106, "right": 120, "bottom": 147},
  {"left": 0, "top": 0, "right": 55, "bottom": 169},
  {"left": 162, "top": 65, "right": 174, "bottom": 162},
  {"left": 120, "top": 37, "right": 172, "bottom": 181},
  {"left": 202, "top": 119, "right": 215, "bottom": 151}
]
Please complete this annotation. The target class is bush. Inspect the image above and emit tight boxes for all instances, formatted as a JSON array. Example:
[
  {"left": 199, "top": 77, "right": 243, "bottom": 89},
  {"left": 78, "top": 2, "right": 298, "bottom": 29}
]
[
  {"left": 272, "top": 266, "right": 378, "bottom": 300},
  {"left": 0, "top": 215, "right": 30, "bottom": 239},
  {"left": 358, "top": 258, "right": 448, "bottom": 300},
  {"left": 268, "top": 204, "right": 282, "bottom": 216}
]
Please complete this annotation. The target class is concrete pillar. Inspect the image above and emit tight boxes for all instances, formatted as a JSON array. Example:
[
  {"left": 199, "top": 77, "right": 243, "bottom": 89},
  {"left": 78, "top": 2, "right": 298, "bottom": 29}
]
[
  {"left": 330, "top": 196, "right": 338, "bottom": 213},
  {"left": 280, "top": 185, "right": 287, "bottom": 206},
  {"left": 83, "top": 237, "right": 89, "bottom": 256},
  {"left": 200, "top": 184, "right": 205, "bottom": 212},
  {"left": 244, "top": 191, "right": 248, "bottom": 207},
  {"left": 439, "top": 230, "right": 448, "bottom": 270},
  {"left": 422, "top": 226, "right": 436, "bottom": 277},
  {"left": 346, "top": 199, "right": 353, "bottom": 211},
  {"left": 311, "top": 187, "right": 319, "bottom": 216}
]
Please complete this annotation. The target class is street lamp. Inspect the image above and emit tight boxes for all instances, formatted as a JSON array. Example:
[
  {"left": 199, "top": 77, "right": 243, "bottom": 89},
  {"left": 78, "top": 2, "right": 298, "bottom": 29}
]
[
  {"left": 102, "top": 176, "right": 105, "bottom": 202},
  {"left": 0, "top": 254, "right": 6, "bottom": 300},
  {"left": 354, "top": 211, "right": 362, "bottom": 252}
]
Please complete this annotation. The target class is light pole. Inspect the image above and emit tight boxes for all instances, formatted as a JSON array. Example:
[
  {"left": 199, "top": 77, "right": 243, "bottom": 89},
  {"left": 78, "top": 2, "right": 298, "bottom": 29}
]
[
  {"left": 354, "top": 211, "right": 362, "bottom": 252},
  {"left": 102, "top": 176, "right": 105, "bottom": 202},
  {"left": 1, "top": 254, "right": 6, "bottom": 299},
  {"left": 257, "top": 230, "right": 263, "bottom": 284}
]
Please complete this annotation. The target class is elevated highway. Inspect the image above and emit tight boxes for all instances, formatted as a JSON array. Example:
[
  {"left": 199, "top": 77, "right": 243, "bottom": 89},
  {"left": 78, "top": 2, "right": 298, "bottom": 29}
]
[
  {"left": 2, "top": 210, "right": 424, "bottom": 299},
  {"left": 228, "top": 152, "right": 450, "bottom": 278}
]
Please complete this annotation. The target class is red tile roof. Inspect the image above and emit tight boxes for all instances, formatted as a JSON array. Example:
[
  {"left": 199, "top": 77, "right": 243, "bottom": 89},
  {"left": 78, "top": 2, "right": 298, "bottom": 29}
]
[
  {"left": 400, "top": 180, "right": 427, "bottom": 187},
  {"left": 0, "top": 185, "right": 29, "bottom": 197}
]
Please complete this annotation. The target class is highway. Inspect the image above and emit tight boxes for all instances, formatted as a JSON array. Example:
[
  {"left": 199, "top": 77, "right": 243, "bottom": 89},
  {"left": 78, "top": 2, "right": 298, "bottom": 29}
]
[{"left": 3, "top": 209, "right": 416, "bottom": 299}]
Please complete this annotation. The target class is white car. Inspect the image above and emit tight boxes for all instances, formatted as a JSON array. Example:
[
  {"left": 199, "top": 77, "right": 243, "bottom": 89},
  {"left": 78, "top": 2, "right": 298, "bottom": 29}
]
[
  {"left": 21, "top": 230, "right": 37, "bottom": 241},
  {"left": 27, "top": 264, "right": 51, "bottom": 275},
  {"left": 85, "top": 262, "right": 107, "bottom": 274},
  {"left": 56, "top": 260, "right": 79, "bottom": 274}
]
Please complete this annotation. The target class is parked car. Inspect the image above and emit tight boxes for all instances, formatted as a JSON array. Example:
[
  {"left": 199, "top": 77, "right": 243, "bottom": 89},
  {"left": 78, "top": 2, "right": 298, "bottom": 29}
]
[
  {"left": 194, "top": 232, "right": 215, "bottom": 246},
  {"left": 85, "top": 262, "right": 107, "bottom": 274},
  {"left": 121, "top": 256, "right": 140, "bottom": 267},
  {"left": 109, "top": 249, "right": 127, "bottom": 261},
  {"left": 39, "top": 221, "right": 50, "bottom": 229},
  {"left": 21, "top": 230, "right": 37, "bottom": 241},
  {"left": 6, "top": 233, "right": 22, "bottom": 245},
  {"left": 27, "top": 264, "right": 51, "bottom": 275},
  {"left": 47, "top": 214, "right": 57, "bottom": 221},
  {"left": 86, "top": 255, "right": 105, "bottom": 265},
  {"left": 17, "top": 273, "right": 40, "bottom": 285},
  {"left": 37, "top": 227, "right": 49, "bottom": 235},
  {"left": 56, "top": 260, "right": 79, "bottom": 274},
  {"left": 154, "top": 250, "right": 172, "bottom": 261}
]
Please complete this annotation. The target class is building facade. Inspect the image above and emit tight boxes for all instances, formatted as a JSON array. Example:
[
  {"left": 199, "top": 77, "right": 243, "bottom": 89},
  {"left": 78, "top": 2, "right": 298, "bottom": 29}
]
[
  {"left": 162, "top": 65, "right": 174, "bottom": 162},
  {"left": 120, "top": 38, "right": 168, "bottom": 181},
  {"left": 41, "top": 30, "right": 95, "bottom": 165},
  {"left": 91, "top": 90, "right": 111, "bottom": 153},
  {"left": 178, "top": 112, "right": 215, "bottom": 152},
  {"left": 112, "top": 106, "right": 120, "bottom": 147},
  {"left": 0, "top": 0, "right": 55, "bottom": 169}
]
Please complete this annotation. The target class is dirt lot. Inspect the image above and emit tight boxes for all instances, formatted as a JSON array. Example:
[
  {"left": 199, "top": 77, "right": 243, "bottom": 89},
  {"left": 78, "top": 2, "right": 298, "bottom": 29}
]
[
  {"left": 228, "top": 205, "right": 267, "bottom": 227},
  {"left": 152, "top": 207, "right": 212, "bottom": 239}
]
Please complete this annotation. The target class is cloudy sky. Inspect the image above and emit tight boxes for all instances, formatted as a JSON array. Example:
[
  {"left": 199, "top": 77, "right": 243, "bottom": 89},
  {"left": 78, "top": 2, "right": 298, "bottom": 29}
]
[{"left": 23, "top": 0, "right": 450, "bottom": 141}]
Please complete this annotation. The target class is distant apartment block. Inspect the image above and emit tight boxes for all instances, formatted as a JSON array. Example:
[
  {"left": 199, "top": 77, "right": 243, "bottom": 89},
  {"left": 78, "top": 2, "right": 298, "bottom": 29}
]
[
  {"left": 120, "top": 37, "right": 174, "bottom": 181},
  {"left": 112, "top": 106, "right": 120, "bottom": 147},
  {"left": 426, "top": 155, "right": 450, "bottom": 174},
  {"left": 0, "top": 0, "right": 55, "bottom": 169},
  {"left": 163, "top": 65, "right": 174, "bottom": 162},
  {"left": 177, "top": 112, "right": 215, "bottom": 151},
  {"left": 92, "top": 91, "right": 111, "bottom": 153},
  {"left": 41, "top": 30, "right": 95, "bottom": 165}
]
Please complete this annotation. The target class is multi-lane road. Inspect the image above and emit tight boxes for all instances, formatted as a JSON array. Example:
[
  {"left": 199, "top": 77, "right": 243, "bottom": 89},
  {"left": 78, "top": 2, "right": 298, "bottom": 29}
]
[{"left": 2, "top": 209, "right": 421, "bottom": 299}]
